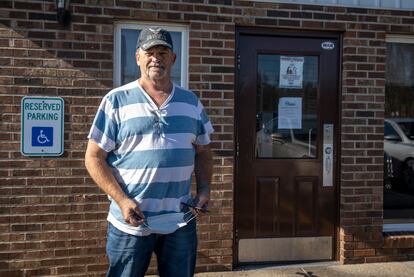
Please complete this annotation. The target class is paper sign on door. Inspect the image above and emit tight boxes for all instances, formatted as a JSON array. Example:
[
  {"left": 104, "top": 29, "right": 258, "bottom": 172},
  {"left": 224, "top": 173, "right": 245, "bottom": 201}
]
[
  {"left": 279, "top": 56, "right": 304, "bottom": 89},
  {"left": 278, "top": 97, "right": 302, "bottom": 129}
]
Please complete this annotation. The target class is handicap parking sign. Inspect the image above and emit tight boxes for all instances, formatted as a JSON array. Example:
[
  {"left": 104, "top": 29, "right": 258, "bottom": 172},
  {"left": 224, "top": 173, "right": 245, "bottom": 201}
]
[
  {"left": 32, "top": 127, "right": 53, "bottom": 147},
  {"left": 21, "top": 97, "right": 64, "bottom": 156}
]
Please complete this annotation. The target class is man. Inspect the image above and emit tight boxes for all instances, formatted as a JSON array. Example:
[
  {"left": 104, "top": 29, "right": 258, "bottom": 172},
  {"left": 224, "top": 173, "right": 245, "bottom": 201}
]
[{"left": 85, "top": 27, "right": 214, "bottom": 277}]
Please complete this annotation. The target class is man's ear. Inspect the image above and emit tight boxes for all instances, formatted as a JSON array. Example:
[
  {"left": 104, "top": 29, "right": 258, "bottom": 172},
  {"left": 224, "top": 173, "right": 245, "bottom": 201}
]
[
  {"left": 135, "top": 50, "right": 140, "bottom": 66},
  {"left": 172, "top": 53, "right": 177, "bottom": 64}
]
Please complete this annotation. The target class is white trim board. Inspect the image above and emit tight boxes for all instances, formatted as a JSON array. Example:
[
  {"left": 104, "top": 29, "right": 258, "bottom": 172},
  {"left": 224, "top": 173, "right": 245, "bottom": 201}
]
[{"left": 386, "top": 34, "right": 414, "bottom": 44}]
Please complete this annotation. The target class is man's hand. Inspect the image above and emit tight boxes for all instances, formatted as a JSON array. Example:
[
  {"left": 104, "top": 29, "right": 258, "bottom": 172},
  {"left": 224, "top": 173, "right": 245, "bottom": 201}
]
[
  {"left": 118, "top": 197, "right": 145, "bottom": 227},
  {"left": 193, "top": 193, "right": 209, "bottom": 216},
  {"left": 196, "top": 193, "right": 209, "bottom": 210}
]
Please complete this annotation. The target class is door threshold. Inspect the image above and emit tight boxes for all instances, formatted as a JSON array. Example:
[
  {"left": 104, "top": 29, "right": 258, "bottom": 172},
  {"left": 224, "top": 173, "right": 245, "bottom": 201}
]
[
  {"left": 235, "top": 260, "right": 339, "bottom": 271},
  {"left": 238, "top": 237, "right": 332, "bottom": 262}
]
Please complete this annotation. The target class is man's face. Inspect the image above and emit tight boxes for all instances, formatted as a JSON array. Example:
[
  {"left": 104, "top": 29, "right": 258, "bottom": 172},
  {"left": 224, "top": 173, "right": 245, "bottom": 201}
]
[{"left": 136, "top": 46, "right": 176, "bottom": 82}]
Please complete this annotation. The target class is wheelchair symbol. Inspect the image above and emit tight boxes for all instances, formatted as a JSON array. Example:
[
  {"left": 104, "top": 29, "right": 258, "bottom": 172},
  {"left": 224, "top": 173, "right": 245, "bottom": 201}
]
[
  {"left": 37, "top": 130, "right": 50, "bottom": 144},
  {"left": 32, "top": 127, "right": 53, "bottom": 147}
]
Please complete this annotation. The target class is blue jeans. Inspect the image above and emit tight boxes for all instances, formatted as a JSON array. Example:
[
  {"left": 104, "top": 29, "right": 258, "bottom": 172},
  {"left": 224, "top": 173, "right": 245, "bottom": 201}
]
[{"left": 106, "top": 220, "right": 197, "bottom": 277}]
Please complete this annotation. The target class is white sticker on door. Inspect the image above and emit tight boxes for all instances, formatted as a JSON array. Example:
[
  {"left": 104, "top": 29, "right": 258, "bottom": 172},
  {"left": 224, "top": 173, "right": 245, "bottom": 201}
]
[
  {"left": 321, "top": 41, "right": 335, "bottom": 50},
  {"left": 279, "top": 56, "right": 304, "bottom": 89}
]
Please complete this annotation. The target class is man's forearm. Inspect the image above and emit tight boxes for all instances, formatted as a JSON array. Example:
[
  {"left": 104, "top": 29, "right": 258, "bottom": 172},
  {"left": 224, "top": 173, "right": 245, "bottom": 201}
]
[
  {"left": 194, "top": 145, "right": 213, "bottom": 197},
  {"left": 85, "top": 155, "right": 128, "bottom": 204},
  {"left": 85, "top": 142, "right": 145, "bottom": 225}
]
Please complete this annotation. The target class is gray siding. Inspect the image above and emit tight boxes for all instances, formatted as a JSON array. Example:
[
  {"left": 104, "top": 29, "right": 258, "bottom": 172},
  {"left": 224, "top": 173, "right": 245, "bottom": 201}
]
[{"left": 257, "top": 0, "right": 414, "bottom": 10}]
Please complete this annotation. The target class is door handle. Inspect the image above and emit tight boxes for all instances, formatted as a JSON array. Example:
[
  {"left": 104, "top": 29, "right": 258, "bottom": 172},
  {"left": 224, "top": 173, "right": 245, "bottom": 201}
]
[
  {"left": 325, "top": 146, "right": 332, "bottom": 174},
  {"left": 323, "top": 124, "right": 334, "bottom": 187}
]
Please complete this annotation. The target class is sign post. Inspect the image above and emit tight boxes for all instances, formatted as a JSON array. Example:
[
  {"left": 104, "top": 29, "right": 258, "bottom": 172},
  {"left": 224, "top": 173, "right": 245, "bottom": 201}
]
[{"left": 21, "top": 97, "right": 64, "bottom": 156}]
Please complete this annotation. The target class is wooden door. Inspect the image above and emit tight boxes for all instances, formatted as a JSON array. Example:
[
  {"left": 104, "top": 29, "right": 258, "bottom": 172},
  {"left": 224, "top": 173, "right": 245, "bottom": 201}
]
[{"left": 235, "top": 29, "right": 340, "bottom": 265}]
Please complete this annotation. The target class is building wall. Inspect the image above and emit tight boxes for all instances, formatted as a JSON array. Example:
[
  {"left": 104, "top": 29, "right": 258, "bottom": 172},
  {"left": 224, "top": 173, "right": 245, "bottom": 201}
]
[{"left": 0, "top": 0, "right": 414, "bottom": 276}]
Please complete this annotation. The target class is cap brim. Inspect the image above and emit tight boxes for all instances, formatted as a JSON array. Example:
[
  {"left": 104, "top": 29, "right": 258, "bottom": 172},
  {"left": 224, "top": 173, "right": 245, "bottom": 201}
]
[{"left": 140, "top": 40, "right": 173, "bottom": 51}]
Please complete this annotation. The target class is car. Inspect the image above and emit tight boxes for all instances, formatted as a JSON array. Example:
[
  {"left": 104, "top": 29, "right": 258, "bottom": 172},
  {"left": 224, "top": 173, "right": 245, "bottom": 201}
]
[{"left": 384, "top": 118, "right": 414, "bottom": 192}]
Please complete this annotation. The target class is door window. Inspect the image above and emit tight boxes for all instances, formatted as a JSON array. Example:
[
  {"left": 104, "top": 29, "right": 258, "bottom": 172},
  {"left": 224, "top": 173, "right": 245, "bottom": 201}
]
[{"left": 256, "top": 55, "right": 319, "bottom": 159}]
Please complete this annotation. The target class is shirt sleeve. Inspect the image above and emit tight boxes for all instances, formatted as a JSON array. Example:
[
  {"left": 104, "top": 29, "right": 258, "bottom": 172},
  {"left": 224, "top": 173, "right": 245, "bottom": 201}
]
[
  {"left": 194, "top": 99, "right": 214, "bottom": 145},
  {"left": 87, "top": 96, "right": 118, "bottom": 152}
]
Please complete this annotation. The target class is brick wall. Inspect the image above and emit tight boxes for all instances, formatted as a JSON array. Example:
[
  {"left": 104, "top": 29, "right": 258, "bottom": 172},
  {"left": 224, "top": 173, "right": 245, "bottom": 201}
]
[{"left": 1, "top": 0, "right": 414, "bottom": 275}]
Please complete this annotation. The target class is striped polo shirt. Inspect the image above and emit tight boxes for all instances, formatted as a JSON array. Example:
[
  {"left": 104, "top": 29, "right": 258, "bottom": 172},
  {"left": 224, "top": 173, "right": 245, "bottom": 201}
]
[{"left": 88, "top": 81, "right": 214, "bottom": 236}]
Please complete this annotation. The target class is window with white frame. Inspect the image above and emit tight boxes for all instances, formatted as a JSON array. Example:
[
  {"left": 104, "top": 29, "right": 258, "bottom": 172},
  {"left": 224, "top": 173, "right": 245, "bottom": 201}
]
[
  {"left": 114, "top": 23, "right": 188, "bottom": 88},
  {"left": 383, "top": 35, "right": 414, "bottom": 231}
]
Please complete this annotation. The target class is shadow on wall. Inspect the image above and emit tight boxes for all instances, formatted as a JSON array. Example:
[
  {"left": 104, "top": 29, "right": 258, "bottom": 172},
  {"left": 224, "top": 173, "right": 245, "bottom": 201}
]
[{"left": 1, "top": 14, "right": 113, "bottom": 97}]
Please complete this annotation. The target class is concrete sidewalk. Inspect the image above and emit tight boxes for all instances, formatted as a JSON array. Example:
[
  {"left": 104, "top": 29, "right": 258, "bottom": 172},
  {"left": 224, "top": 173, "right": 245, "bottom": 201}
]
[{"left": 196, "top": 261, "right": 414, "bottom": 277}]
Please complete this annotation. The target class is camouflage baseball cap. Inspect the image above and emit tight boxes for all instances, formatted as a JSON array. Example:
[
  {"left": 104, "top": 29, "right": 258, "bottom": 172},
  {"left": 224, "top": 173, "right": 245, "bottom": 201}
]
[{"left": 136, "top": 27, "right": 173, "bottom": 51}]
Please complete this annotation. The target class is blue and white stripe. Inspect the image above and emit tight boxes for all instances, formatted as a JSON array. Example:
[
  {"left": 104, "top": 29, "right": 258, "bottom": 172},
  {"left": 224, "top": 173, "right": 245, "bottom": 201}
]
[{"left": 88, "top": 81, "right": 213, "bottom": 236}]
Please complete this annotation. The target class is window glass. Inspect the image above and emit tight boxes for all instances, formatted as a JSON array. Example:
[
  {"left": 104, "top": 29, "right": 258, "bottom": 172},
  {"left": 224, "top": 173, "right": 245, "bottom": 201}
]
[
  {"left": 115, "top": 24, "right": 187, "bottom": 88},
  {"left": 255, "top": 55, "right": 318, "bottom": 159},
  {"left": 384, "top": 122, "right": 400, "bottom": 138},
  {"left": 398, "top": 121, "right": 414, "bottom": 139},
  {"left": 384, "top": 41, "right": 414, "bottom": 224}
]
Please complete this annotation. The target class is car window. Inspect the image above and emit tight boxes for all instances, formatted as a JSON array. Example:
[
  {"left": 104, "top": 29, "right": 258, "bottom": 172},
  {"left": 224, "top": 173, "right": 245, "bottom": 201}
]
[
  {"left": 398, "top": 121, "right": 414, "bottom": 139},
  {"left": 384, "top": 121, "right": 400, "bottom": 138}
]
